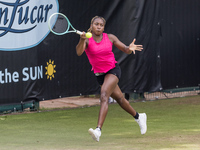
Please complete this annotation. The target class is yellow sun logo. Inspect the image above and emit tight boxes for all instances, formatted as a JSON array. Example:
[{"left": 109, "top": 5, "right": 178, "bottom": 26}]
[{"left": 45, "top": 59, "right": 56, "bottom": 80}]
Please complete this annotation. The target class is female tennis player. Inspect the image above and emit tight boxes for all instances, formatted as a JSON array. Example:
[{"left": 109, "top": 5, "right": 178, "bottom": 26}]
[{"left": 76, "top": 16, "right": 147, "bottom": 142}]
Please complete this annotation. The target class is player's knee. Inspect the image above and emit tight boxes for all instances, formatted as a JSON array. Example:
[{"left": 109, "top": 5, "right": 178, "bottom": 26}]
[
  {"left": 116, "top": 96, "right": 126, "bottom": 104},
  {"left": 100, "top": 91, "right": 109, "bottom": 103}
]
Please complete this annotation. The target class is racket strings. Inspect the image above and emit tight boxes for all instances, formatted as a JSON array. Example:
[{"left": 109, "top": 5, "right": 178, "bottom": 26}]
[{"left": 50, "top": 14, "right": 69, "bottom": 34}]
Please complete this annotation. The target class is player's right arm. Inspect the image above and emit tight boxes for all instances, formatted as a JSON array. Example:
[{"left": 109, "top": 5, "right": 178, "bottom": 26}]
[{"left": 76, "top": 32, "right": 88, "bottom": 56}]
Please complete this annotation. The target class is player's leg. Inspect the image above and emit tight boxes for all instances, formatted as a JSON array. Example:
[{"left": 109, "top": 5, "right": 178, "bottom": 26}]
[
  {"left": 97, "top": 73, "right": 119, "bottom": 128},
  {"left": 111, "top": 85, "right": 147, "bottom": 135},
  {"left": 110, "top": 85, "right": 137, "bottom": 117},
  {"left": 88, "top": 73, "right": 118, "bottom": 142}
]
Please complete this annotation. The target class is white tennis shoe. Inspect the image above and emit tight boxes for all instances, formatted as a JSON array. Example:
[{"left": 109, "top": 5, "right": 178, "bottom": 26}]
[
  {"left": 88, "top": 128, "right": 101, "bottom": 142},
  {"left": 135, "top": 113, "right": 147, "bottom": 134}
]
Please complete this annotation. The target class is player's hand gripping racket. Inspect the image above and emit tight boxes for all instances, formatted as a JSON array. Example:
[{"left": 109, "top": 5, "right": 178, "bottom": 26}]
[{"left": 48, "top": 13, "right": 92, "bottom": 38}]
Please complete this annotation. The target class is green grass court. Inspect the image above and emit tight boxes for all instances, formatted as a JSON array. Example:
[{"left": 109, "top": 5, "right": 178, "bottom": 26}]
[{"left": 0, "top": 96, "right": 200, "bottom": 150}]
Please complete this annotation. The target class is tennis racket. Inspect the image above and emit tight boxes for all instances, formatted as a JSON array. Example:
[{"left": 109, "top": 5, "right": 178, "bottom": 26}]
[{"left": 48, "top": 13, "right": 83, "bottom": 36}]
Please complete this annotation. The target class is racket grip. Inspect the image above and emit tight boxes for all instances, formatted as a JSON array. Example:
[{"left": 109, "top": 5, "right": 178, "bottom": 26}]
[{"left": 76, "top": 30, "right": 83, "bottom": 35}]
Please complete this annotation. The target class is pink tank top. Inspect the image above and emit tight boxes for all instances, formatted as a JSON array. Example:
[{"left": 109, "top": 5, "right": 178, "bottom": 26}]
[{"left": 85, "top": 33, "right": 117, "bottom": 73}]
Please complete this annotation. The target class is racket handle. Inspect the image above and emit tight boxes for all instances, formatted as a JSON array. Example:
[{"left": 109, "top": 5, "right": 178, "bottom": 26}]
[{"left": 76, "top": 30, "right": 83, "bottom": 35}]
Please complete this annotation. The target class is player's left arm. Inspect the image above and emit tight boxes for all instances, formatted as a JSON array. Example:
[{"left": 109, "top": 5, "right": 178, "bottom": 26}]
[{"left": 108, "top": 34, "right": 143, "bottom": 54}]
